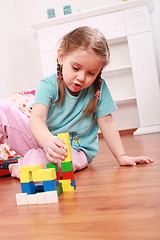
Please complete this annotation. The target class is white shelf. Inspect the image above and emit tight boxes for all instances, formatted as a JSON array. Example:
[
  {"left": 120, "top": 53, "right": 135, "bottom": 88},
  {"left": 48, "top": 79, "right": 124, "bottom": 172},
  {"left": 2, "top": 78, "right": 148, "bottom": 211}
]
[
  {"left": 108, "top": 36, "right": 127, "bottom": 45},
  {"left": 103, "top": 65, "right": 132, "bottom": 77},
  {"left": 114, "top": 96, "right": 136, "bottom": 105}
]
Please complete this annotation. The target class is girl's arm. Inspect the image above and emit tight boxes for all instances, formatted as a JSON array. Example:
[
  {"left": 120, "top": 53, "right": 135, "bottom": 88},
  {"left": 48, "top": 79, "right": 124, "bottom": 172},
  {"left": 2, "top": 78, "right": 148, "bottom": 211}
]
[
  {"left": 97, "top": 114, "right": 153, "bottom": 166},
  {"left": 29, "top": 103, "right": 67, "bottom": 162}
]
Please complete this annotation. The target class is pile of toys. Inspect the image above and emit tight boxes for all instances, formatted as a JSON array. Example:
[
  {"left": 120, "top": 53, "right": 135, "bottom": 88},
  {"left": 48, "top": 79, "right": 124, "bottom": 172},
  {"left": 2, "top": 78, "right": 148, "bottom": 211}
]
[{"left": 16, "top": 132, "right": 76, "bottom": 205}]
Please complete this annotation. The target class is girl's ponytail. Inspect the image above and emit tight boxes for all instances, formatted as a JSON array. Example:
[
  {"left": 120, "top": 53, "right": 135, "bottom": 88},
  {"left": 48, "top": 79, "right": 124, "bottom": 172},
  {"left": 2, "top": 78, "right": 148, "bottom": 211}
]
[
  {"left": 54, "top": 61, "right": 65, "bottom": 104},
  {"left": 83, "top": 71, "right": 102, "bottom": 115}
]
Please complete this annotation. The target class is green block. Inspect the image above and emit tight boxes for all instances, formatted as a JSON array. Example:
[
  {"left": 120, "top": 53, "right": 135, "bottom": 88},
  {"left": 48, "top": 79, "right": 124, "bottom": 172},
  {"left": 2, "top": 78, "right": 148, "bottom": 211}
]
[
  {"left": 57, "top": 182, "right": 63, "bottom": 196},
  {"left": 46, "top": 162, "right": 59, "bottom": 172},
  {"left": 61, "top": 161, "right": 73, "bottom": 172}
]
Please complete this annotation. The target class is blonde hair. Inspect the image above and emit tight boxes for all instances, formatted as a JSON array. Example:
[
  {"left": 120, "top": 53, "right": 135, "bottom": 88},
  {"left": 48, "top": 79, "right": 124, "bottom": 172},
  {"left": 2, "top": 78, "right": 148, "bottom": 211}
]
[{"left": 55, "top": 26, "right": 110, "bottom": 115}]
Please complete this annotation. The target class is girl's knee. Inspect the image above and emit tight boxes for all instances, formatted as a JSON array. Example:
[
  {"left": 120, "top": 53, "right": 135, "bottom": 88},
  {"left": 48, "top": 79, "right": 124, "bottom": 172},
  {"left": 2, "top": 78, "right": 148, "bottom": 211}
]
[
  {"left": 0, "top": 100, "right": 10, "bottom": 112},
  {"left": 71, "top": 148, "right": 89, "bottom": 172},
  {"left": 22, "top": 148, "right": 50, "bottom": 169}
]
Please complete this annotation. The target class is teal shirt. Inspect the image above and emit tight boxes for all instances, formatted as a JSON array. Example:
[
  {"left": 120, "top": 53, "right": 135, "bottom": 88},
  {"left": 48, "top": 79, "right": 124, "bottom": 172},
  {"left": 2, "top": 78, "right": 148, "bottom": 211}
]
[{"left": 34, "top": 73, "right": 117, "bottom": 163}]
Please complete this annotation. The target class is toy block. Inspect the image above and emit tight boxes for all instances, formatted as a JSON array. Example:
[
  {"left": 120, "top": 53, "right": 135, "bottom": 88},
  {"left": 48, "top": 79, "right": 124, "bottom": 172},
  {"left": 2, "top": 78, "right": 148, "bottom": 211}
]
[
  {"left": 43, "top": 180, "right": 57, "bottom": 192},
  {"left": 27, "top": 194, "right": 38, "bottom": 205},
  {"left": 61, "top": 161, "right": 73, "bottom": 172},
  {"left": 8, "top": 157, "right": 18, "bottom": 161},
  {"left": 20, "top": 171, "right": 33, "bottom": 183},
  {"left": 71, "top": 179, "right": 76, "bottom": 189},
  {"left": 32, "top": 168, "right": 56, "bottom": 182},
  {"left": 36, "top": 192, "right": 46, "bottom": 204},
  {"left": 16, "top": 193, "right": 28, "bottom": 205},
  {"left": 62, "top": 170, "right": 75, "bottom": 181},
  {"left": 47, "top": 162, "right": 59, "bottom": 172},
  {"left": 35, "top": 182, "right": 44, "bottom": 192},
  {"left": 59, "top": 179, "right": 74, "bottom": 192},
  {"left": 56, "top": 181, "right": 63, "bottom": 196},
  {"left": 21, "top": 181, "right": 36, "bottom": 194},
  {"left": 55, "top": 180, "right": 59, "bottom": 186},
  {"left": 19, "top": 165, "right": 42, "bottom": 173},
  {"left": 46, "top": 162, "right": 60, "bottom": 179},
  {"left": 57, "top": 133, "right": 72, "bottom": 162},
  {"left": 56, "top": 171, "right": 61, "bottom": 180},
  {"left": 45, "top": 191, "right": 58, "bottom": 203}
]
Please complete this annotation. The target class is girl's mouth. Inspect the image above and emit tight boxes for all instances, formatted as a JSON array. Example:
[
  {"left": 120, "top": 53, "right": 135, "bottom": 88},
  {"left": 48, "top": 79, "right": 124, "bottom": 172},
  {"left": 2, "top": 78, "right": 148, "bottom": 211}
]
[{"left": 73, "top": 83, "right": 82, "bottom": 91}]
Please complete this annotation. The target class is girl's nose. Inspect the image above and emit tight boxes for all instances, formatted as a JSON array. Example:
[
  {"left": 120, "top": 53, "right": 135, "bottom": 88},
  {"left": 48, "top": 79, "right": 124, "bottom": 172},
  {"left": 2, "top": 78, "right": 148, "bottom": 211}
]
[{"left": 77, "top": 71, "right": 85, "bottom": 82}]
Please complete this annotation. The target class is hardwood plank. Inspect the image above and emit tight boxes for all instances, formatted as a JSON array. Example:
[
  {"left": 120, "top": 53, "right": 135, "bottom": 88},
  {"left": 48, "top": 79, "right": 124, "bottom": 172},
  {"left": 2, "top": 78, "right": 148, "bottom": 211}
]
[{"left": 0, "top": 133, "right": 160, "bottom": 240}]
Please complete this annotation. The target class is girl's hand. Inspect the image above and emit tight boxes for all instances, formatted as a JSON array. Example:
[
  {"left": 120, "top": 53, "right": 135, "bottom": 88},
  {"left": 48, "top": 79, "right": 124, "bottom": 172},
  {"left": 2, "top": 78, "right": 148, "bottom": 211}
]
[
  {"left": 43, "top": 135, "right": 67, "bottom": 163},
  {"left": 117, "top": 155, "right": 154, "bottom": 166}
]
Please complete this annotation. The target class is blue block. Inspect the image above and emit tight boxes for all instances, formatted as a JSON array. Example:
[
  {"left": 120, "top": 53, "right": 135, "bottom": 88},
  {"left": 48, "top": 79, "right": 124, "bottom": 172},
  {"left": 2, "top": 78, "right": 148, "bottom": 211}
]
[
  {"left": 21, "top": 181, "right": 36, "bottom": 194},
  {"left": 71, "top": 179, "right": 76, "bottom": 189},
  {"left": 55, "top": 180, "right": 60, "bottom": 186},
  {"left": 43, "top": 180, "right": 57, "bottom": 192}
]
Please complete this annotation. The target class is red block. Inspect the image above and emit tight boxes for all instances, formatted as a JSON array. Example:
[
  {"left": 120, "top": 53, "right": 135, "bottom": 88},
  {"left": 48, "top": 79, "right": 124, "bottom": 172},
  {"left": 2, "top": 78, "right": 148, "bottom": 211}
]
[
  {"left": 56, "top": 171, "right": 61, "bottom": 180},
  {"left": 62, "top": 170, "right": 75, "bottom": 181}
]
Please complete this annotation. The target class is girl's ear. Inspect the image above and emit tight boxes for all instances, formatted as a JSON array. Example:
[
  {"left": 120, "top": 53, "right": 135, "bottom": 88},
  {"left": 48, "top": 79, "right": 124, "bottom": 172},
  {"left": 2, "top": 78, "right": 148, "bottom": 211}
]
[{"left": 58, "top": 48, "right": 64, "bottom": 65}]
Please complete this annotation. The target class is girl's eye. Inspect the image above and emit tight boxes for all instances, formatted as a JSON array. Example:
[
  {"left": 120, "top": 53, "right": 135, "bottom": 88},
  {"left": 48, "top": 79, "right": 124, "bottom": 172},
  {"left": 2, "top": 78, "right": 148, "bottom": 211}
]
[
  {"left": 88, "top": 72, "right": 95, "bottom": 76},
  {"left": 73, "top": 66, "right": 79, "bottom": 71}
]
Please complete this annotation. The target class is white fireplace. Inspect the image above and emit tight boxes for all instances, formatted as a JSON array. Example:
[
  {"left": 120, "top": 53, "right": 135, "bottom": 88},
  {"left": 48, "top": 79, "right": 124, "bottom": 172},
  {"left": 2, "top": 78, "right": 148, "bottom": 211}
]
[{"left": 31, "top": 0, "right": 160, "bottom": 135}]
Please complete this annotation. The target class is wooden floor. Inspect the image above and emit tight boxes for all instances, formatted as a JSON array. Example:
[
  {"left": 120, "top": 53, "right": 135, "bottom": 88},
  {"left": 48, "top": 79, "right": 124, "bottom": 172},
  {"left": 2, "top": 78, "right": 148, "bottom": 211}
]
[{"left": 0, "top": 133, "right": 160, "bottom": 240}]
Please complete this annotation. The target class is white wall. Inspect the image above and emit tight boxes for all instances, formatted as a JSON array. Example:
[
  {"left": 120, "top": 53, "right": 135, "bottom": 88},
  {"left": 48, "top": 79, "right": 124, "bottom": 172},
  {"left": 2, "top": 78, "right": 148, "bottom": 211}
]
[{"left": 0, "top": 0, "right": 159, "bottom": 99}]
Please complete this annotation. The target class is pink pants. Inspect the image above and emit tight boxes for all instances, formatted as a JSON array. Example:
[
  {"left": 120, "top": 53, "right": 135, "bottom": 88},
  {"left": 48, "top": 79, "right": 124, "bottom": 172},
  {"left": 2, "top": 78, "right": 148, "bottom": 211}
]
[{"left": 0, "top": 100, "right": 89, "bottom": 179}]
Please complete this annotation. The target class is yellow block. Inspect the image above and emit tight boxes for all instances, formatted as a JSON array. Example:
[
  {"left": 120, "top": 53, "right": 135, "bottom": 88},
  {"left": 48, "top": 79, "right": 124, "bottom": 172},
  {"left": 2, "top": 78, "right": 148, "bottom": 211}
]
[
  {"left": 20, "top": 171, "right": 33, "bottom": 183},
  {"left": 32, "top": 168, "right": 56, "bottom": 182},
  {"left": 19, "top": 165, "right": 42, "bottom": 173},
  {"left": 59, "top": 179, "right": 74, "bottom": 192},
  {"left": 57, "top": 132, "right": 72, "bottom": 162}
]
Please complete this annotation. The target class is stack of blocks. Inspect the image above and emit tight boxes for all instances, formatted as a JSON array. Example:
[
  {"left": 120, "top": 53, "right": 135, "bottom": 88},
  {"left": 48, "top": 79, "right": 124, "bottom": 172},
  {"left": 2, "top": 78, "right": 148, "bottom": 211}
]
[{"left": 16, "top": 132, "right": 76, "bottom": 205}]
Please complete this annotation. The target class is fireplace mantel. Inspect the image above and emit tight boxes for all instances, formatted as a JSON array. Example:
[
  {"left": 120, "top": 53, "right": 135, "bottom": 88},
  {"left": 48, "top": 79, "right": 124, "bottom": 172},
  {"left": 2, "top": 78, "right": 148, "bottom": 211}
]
[{"left": 31, "top": 0, "right": 154, "bottom": 30}]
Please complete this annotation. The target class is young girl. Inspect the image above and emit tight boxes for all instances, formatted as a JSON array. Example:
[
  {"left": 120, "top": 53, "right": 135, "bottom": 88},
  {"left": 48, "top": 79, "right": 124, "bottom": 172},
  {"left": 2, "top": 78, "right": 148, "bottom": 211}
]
[{"left": 0, "top": 26, "right": 153, "bottom": 178}]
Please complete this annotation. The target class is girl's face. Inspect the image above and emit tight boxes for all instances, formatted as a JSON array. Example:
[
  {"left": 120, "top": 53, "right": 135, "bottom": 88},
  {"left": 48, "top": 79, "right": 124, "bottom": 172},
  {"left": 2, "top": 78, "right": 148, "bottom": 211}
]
[{"left": 58, "top": 48, "right": 103, "bottom": 96}]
